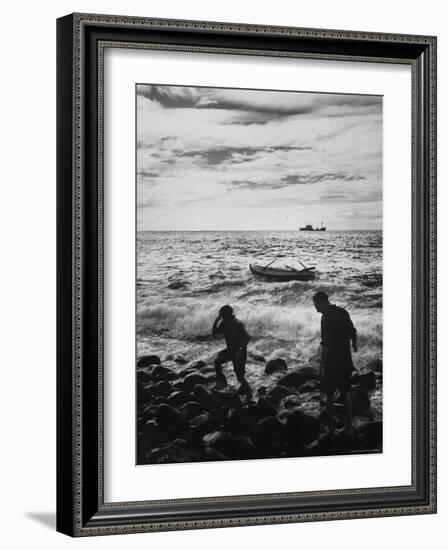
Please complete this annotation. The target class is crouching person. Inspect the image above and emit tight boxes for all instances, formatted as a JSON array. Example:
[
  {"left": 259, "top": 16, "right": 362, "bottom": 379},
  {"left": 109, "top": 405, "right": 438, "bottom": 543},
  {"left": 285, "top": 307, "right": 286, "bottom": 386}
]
[{"left": 212, "top": 305, "right": 252, "bottom": 397}]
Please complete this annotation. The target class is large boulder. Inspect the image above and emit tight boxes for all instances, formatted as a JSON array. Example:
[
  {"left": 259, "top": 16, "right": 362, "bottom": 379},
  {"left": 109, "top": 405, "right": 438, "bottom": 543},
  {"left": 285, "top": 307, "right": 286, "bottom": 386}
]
[
  {"left": 137, "top": 369, "right": 152, "bottom": 384},
  {"left": 179, "top": 401, "right": 204, "bottom": 419},
  {"left": 297, "top": 366, "right": 320, "bottom": 381},
  {"left": 211, "top": 389, "right": 240, "bottom": 409},
  {"left": 140, "top": 418, "right": 158, "bottom": 436},
  {"left": 267, "top": 384, "right": 291, "bottom": 404},
  {"left": 298, "top": 380, "right": 320, "bottom": 393},
  {"left": 277, "top": 371, "right": 306, "bottom": 388},
  {"left": 183, "top": 373, "right": 209, "bottom": 390},
  {"left": 257, "top": 397, "right": 277, "bottom": 418},
  {"left": 203, "top": 430, "right": 236, "bottom": 456},
  {"left": 151, "top": 365, "right": 175, "bottom": 379},
  {"left": 192, "top": 384, "right": 216, "bottom": 409},
  {"left": 284, "top": 410, "right": 321, "bottom": 445},
  {"left": 227, "top": 407, "right": 259, "bottom": 435},
  {"left": 178, "top": 367, "right": 195, "bottom": 378},
  {"left": 189, "top": 412, "right": 215, "bottom": 434},
  {"left": 151, "top": 380, "right": 172, "bottom": 397},
  {"left": 254, "top": 416, "right": 286, "bottom": 443},
  {"left": 145, "top": 439, "right": 200, "bottom": 464},
  {"left": 166, "top": 390, "right": 190, "bottom": 408},
  {"left": 265, "top": 358, "right": 288, "bottom": 375},
  {"left": 137, "top": 355, "right": 161, "bottom": 368},
  {"left": 156, "top": 404, "right": 189, "bottom": 430}
]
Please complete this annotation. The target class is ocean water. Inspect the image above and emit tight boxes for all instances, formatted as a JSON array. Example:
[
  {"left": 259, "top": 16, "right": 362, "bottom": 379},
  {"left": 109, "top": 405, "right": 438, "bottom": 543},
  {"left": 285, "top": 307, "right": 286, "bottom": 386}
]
[{"left": 136, "top": 230, "right": 382, "bottom": 390}]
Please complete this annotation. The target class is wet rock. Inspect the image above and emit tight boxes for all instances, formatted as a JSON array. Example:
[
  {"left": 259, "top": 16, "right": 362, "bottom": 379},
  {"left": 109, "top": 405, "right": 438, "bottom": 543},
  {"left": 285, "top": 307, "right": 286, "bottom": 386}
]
[
  {"left": 165, "top": 354, "right": 174, "bottom": 361},
  {"left": 297, "top": 366, "right": 320, "bottom": 381},
  {"left": 318, "top": 403, "right": 345, "bottom": 422},
  {"left": 283, "top": 395, "right": 302, "bottom": 409},
  {"left": 174, "top": 355, "right": 188, "bottom": 364},
  {"left": 166, "top": 390, "right": 190, "bottom": 408},
  {"left": 351, "top": 369, "right": 376, "bottom": 390},
  {"left": 265, "top": 358, "right": 288, "bottom": 375},
  {"left": 203, "top": 430, "right": 236, "bottom": 456},
  {"left": 257, "top": 386, "right": 267, "bottom": 397},
  {"left": 178, "top": 367, "right": 195, "bottom": 378},
  {"left": 351, "top": 386, "right": 371, "bottom": 411},
  {"left": 284, "top": 410, "right": 321, "bottom": 445},
  {"left": 190, "top": 412, "right": 214, "bottom": 434},
  {"left": 170, "top": 380, "right": 186, "bottom": 392},
  {"left": 140, "top": 419, "right": 158, "bottom": 435},
  {"left": 255, "top": 417, "right": 286, "bottom": 443},
  {"left": 211, "top": 389, "right": 240, "bottom": 409},
  {"left": 137, "top": 355, "right": 161, "bottom": 368},
  {"left": 152, "top": 365, "right": 175, "bottom": 379},
  {"left": 137, "top": 369, "right": 152, "bottom": 384},
  {"left": 227, "top": 408, "right": 258, "bottom": 435},
  {"left": 137, "top": 381, "right": 151, "bottom": 406},
  {"left": 233, "top": 436, "right": 259, "bottom": 459},
  {"left": 193, "top": 384, "right": 216, "bottom": 409},
  {"left": 267, "top": 384, "right": 291, "bottom": 404},
  {"left": 151, "top": 380, "right": 172, "bottom": 396},
  {"left": 156, "top": 404, "right": 189, "bottom": 430},
  {"left": 354, "top": 421, "right": 382, "bottom": 448},
  {"left": 179, "top": 401, "right": 203, "bottom": 419},
  {"left": 183, "top": 373, "right": 209, "bottom": 390},
  {"left": 257, "top": 397, "right": 277, "bottom": 417},
  {"left": 298, "top": 380, "right": 320, "bottom": 393},
  {"left": 278, "top": 371, "right": 306, "bottom": 388},
  {"left": 146, "top": 439, "right": 200, "bottom": 464}
]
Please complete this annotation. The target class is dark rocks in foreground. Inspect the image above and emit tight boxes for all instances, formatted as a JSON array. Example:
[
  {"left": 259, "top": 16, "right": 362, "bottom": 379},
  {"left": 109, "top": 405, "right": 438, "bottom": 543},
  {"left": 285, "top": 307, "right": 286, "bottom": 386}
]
[
  {"left": 137, "top": 355, "right": 161, "bottom": 368},
  {"left": 137, "top": 355, "right": 383, "bottom": 465},
  {"left": 265, "top": 358, "right": 288, "bottom": 375}
]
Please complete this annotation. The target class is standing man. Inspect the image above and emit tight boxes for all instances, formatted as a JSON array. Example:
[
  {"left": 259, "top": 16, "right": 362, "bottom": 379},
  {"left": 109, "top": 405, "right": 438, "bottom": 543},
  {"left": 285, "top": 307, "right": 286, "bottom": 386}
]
[
  {"left": 312, "top": 291, "right": 358, "bottom": 434},
  {"left": 212, "top": 305, "right": 252, "bottom": 397}
]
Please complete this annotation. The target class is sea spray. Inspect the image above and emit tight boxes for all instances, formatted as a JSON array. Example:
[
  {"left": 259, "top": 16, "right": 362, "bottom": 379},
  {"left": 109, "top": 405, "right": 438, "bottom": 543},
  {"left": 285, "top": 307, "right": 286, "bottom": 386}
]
[{"left": 137, "top": 230, "right": 382, "bottom": 372}]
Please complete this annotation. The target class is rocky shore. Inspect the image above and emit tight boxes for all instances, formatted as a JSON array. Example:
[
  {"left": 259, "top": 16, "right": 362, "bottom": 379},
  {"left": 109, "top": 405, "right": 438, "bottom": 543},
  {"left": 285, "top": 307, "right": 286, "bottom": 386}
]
[{"left": 137, "top": 355, "right": 383, "bottom": 464}]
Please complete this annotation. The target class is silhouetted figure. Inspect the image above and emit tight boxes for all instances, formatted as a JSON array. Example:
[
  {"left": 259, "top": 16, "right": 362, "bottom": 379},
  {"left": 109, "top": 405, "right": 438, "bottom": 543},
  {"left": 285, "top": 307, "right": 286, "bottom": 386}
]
[
  {"left": 212, "top": 305, "right": 252, "bottom": 397},
  {"left": 313, "top": 291, "right": 358, "bottom": 434}
]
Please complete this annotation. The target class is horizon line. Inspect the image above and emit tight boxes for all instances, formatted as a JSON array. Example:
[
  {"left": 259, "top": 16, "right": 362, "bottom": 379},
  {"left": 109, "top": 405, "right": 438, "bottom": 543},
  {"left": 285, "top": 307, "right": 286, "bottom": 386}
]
[{"left": 137, "top": 228, "right": 382, "bottom": 232}]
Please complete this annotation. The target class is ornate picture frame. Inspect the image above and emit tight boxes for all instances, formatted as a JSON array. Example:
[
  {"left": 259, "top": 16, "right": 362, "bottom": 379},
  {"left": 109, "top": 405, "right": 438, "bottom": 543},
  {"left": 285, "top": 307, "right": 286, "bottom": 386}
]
[{"left": 56, "top": 13, "right": 437, "bottom": 536}]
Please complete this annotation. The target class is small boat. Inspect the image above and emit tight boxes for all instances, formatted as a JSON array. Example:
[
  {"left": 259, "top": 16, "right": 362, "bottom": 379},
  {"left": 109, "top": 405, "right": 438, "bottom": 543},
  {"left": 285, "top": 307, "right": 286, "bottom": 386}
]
[{"left": 249, "top": 263, "right": 316, "bottom": 282}]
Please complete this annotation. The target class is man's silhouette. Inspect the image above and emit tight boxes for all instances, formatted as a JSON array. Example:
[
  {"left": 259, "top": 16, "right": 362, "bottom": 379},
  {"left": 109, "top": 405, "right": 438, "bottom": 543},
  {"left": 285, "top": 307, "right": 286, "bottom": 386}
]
[
  {"left": 313, "top": 291, "right": 358, "bottom": 434},
  {"left": 212, "top": 305, "right": 252, "bottom": 397}
]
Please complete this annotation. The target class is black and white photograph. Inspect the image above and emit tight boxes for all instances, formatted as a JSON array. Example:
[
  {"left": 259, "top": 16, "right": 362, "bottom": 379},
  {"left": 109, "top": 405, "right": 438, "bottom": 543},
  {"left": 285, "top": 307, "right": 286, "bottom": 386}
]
[{"left": 135, "top": 83, "right": 383, "bottom": 465}]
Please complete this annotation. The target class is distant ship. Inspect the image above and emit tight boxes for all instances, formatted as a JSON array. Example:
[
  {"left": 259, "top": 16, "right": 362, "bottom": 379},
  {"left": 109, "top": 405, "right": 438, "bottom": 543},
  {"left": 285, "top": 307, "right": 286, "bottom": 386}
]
[{"left": 299, "top": 223, "right": 326, "bottom": 232}]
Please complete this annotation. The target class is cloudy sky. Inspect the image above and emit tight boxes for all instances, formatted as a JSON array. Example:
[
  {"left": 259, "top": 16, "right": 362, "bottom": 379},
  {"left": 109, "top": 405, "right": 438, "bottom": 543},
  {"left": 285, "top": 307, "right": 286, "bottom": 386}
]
[{"left": 136, "top": 84, "right": 382, "bottom": 231}]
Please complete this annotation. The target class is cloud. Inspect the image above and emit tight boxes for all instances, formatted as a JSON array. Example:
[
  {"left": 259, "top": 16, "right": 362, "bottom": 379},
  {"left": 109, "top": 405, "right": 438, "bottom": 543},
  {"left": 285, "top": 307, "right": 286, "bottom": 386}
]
[
  {"left": 137, "top": 85, "right": 381, "bottom": 122},
  {"left": 136, "top": 84, "right": 382, "bottom": 230}
]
